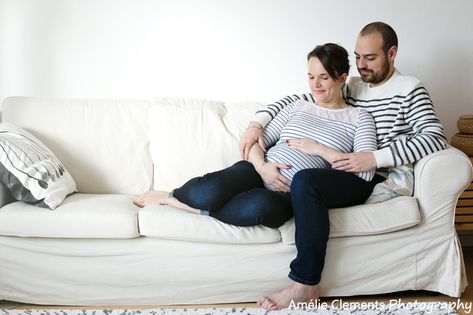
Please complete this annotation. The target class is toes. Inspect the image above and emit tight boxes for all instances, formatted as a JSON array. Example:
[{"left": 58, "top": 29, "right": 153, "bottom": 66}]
[
  {"left": 261, "top": 298, "right": 272, "bottom": 311},
  {"left": 256, "top": 297, "right": 265, "bottom": 307},
  {"left": 259, "top": 299, "right": 267, "bottom": 309},
  {"left": 133, "top": 197, "right": 146, "bottom": 208},
  {"left": 267, "top": 301, "right": 277, "bottom": 311}
]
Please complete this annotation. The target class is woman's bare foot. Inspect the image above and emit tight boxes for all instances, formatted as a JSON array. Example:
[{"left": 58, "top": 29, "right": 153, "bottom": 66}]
[
  {"left": 134, "top": 191, "right": 201, "bottom": 214},
  {"left": 134, "top": 191, "right": 170, "bottom": 208},
  {"left": 257, "top": 282, "right": 320, "bottom": 311}
]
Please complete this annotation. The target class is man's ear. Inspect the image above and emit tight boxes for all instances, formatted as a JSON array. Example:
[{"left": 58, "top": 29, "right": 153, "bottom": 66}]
[{"left": 388, "top": 45, "right": 398, "bottom": 64}]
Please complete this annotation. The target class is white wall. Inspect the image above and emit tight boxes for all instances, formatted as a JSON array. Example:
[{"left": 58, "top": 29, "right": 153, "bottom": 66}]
[{"left": 1, "top": 0, "right": 472, "bottom": 139}]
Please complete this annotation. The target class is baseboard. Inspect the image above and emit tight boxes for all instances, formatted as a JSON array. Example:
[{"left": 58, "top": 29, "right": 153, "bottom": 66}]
[{"left": 458, "top": 230, "right": 473, "bottom": 247}]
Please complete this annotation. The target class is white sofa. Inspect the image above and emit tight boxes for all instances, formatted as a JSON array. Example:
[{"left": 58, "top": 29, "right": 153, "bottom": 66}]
[{"left": 0, "top": 96, "right": 471, "bottom": 306}]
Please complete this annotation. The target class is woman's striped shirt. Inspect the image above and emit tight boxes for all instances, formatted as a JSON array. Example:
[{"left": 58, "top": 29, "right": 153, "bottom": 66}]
[
  {"left": 263, "top": 100, "right": 377, "bottom": 185},
  {"left": 253, "top": 70, "right": 447, "bottom": 169}
]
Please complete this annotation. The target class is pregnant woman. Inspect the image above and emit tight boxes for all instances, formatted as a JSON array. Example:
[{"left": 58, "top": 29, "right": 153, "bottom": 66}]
[{"left": 134, "top": 43, "right": 377, "bottom": 229}]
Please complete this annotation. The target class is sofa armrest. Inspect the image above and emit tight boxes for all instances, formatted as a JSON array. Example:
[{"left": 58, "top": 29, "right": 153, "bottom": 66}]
[
  {"left": 0, "top": 183, "right": 14, "bottom": 208},
  {"left": 413, "top": 147, "right": 473, "bottom": 223}
]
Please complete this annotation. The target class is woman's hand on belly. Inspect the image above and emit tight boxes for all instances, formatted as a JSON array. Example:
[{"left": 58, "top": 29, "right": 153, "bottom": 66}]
[{"left": 255, "top": 162, "right": 292, "bottom": 193}]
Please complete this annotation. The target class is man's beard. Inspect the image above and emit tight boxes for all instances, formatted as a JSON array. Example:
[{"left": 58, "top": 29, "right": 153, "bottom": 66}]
[{"left": 358, "top": 58, "right": 391, "bottom": 84}]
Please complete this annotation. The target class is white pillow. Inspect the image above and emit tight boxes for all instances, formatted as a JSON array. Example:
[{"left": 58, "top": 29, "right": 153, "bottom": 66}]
[
  {"left": 149, "top": 97, "right": 264, "bottom": 191},
  {"left": 0, "top": 123, "right": 77, "bottom": 209}
]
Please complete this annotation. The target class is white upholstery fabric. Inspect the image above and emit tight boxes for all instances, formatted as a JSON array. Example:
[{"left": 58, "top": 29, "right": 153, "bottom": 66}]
[
  {"left": 0, "top": 194, "right": 139, "bottom": 238},
  {"left": 279, "top": 196, "right": 420, "bottom": 244},
  {"left": 0, "top": 97, "right": 470, "bottom": 305},
  {"left": 0, "top": 236, "right": 295, "bottom": 306},
  {"left": 139, "top": 205, "right": 281, "bottom": 244},
  {"left": 139, "top": 197, "right": 420, "bottom": 245},
  {"left": 149, "top": 98, "right": 263, "bottom": 191},
  {"left": 0, "top": 226, "right": 465, "bottom": 306},
  {"left": 412, "top": 147, "right": 472, "bottom": 295},
  {"left": 2, "top": 97, "right": 153, "bottom": 194}
]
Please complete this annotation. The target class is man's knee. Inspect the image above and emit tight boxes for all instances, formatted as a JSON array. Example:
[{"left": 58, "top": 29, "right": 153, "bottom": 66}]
[{"left": 291, "top": 169, "right": 326, "bottom": 193}]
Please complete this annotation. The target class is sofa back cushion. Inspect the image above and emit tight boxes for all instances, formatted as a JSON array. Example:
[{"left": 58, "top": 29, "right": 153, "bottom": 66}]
[
  {"left": 2, "top": 97, "right": 153, "bottom": 194},
  {"left": 149, "top": 98, "right": 264, "bottom": 191}
]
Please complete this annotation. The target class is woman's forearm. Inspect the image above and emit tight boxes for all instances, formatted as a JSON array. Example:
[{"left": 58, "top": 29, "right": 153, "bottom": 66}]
[
  {"left": 316, "top": 144, "right": 345, "bottom": 162},
  {"left": 248, "top": 143, "right": 266, "bottom": 172},
  {"left": 287, "top": 139, "right": 344, "bottom": 162}
]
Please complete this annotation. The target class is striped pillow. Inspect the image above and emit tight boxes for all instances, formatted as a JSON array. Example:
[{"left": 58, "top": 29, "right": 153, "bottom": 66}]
[{"left": 0, "top": 123, "right": 77, "bottom": 209}]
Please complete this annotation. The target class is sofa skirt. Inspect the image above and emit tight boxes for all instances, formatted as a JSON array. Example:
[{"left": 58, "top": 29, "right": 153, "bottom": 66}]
[{"left": 0, "top": 225, "right": 466, "bottom": 306}]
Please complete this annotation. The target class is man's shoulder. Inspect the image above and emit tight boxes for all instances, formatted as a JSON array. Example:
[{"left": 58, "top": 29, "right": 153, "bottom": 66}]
[
  {"left": 348, "top": 72, "right": 423, "bottom": 87},
  {"left": 347, "top": 71, "right": 426, "bottom": 98},
  {"left": 392, "top": 71, "right": 424, "bottom": 89}
]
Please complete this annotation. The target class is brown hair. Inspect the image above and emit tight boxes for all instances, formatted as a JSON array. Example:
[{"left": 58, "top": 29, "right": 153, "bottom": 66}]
[
  {"left": 307, "top": 43, "right": 350, "bottom": 80},
  {"left": 360, "top": 22, "right": 398, "bottom": 53}
]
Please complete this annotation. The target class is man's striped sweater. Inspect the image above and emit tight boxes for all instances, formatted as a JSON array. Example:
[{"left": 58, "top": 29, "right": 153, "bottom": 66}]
[{"left": 252, "top": 70, "right": 447, "bottom": 168}]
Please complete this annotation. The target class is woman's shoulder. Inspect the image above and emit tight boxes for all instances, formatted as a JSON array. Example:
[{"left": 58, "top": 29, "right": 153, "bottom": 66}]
[
  {"left": 344, "top": 105, "right": 369, "bottom": 115},
  {"left": 292, "top": 99, "right": 315, "bottom": 111},
  {"left": 350, "top": 106, "right": 369, "bottom": 114},
  {"left": 351, "top": 107, "right": 375, "bottom": 125},
  {"left": 343, "top": 106, "right": 374, "bottom": 123}
]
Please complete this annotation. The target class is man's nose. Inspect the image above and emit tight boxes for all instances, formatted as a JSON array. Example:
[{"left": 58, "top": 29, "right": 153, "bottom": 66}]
[{"left": 357, "top": 58, "right": 366, "bottom": 69}]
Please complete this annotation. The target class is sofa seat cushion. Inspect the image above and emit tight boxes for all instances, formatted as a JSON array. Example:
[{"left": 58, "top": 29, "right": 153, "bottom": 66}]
[
  {"left": 0, "top": 194, "right": 139, "bottom": 238},
  {"left": 139, "top": 197, "right": 420, "bottom": 245},
  {"left": 139, "top": 205, "right": 281, "bottom": 244},
  {"left": 279, "top": 196, "right": 421, "bottom": 244}
]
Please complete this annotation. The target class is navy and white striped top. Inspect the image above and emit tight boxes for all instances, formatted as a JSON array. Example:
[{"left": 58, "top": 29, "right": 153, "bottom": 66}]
[
  {"left": 263, "top": 100, "right": 377, "bottom": 186},
  {"left": 254, "top": 70, "right": 447, "bottom": 171}
]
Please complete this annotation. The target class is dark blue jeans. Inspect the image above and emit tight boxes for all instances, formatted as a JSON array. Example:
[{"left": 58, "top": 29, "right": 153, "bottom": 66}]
[
  {"left": 288, "top": 168, "right": 385, "bottom": 286},
  {"left": 172, "top": 160, "right": 293, "bottom": 228}
]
